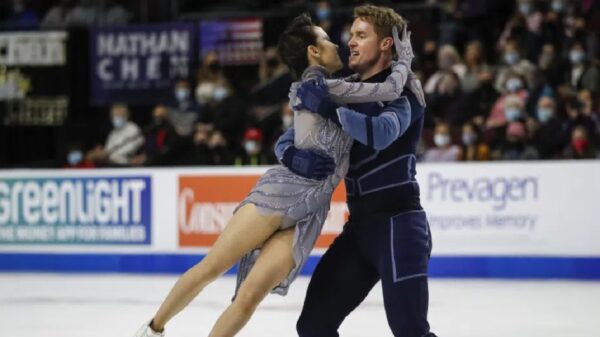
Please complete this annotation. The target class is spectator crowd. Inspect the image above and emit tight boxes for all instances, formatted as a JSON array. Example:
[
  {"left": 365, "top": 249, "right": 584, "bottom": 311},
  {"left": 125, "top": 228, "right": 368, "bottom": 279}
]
[{"left": 2, "top": 0, "right": 599, "bottom": 168}]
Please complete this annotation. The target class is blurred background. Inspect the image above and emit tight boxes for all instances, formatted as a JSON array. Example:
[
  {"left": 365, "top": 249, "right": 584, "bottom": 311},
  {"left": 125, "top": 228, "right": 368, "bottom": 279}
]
[
  {"left": 1, "top": 1, "right": 600, "bottom": 336},
  {"left": 0, "top": 0, "right": 598, "bottom": 169}
]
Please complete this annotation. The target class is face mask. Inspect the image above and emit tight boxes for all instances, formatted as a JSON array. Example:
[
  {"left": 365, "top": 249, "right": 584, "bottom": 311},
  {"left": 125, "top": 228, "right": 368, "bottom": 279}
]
[
  {"left": 505, "top": 107, "right": 522, "bottom": 121},
  {"left": 504, "top": 52, "right": 519, "bottom": 65},
  {"left": 175, "top": 88, "right": 189, "bottom": 102},
  {"left": 67, "top": 151, "right": 82, "bottom": 166},
  {"left": 518, "top": 3, "right": 532, "bottom": 15},
  {"left": 536, "top": 107, "right": 554, "bottom": 123},
  {"left": 244, "top": 141, "right": 258, "bottom": 153},
  {"left": 569, "top": 50, "right": 585, "bottom": 64},
  {"left": 213, "top": 86, "right": 228, "bottom": 102},
  {"left": 112, "top": 116, "right": 126, "bottom": 129},
  {"left": 462, "top": 133, "right": 477, "bottom": 146},
  {"left": 506, "top": 78, "right": 523, "bottom": 92},
  {"left": 282, "top": 115, "right": 293, "bottom": 128},
  {"left": 551, "top": 1, "right": 564, "bottom": 13},
  {"left": 316, "top": 8, "right": 331, "bottom": 22},
  {"left": 572, "top": 138, "right": 589, "bottom": 152},
  {"left": 434, "top": 133, "right": 451, "bottom": 147}
]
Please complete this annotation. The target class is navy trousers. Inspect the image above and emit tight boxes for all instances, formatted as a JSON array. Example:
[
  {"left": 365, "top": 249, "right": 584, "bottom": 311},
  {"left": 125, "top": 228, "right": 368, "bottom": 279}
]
[{"left": 297, "top": 210, "right": 435, "bottom": 337}]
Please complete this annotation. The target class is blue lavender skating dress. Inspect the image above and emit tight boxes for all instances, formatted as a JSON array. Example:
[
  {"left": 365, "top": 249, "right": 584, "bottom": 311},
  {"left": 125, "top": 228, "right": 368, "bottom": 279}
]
[{"left": 235, "top": 63, "right": 410, "bottom": 295}]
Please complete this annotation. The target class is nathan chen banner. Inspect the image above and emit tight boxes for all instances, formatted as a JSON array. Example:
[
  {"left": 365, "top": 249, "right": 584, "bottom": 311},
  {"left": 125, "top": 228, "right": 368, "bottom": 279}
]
[
  {"left": 90, "top": 23, "right": 195, "bottom": 105},
  {"left": 0, "top": 176, "right": 152, "bottom": 245}
]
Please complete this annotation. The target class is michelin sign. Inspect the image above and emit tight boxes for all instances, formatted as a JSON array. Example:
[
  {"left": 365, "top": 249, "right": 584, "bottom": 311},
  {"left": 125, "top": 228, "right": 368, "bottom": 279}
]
[{"left": 0, "top": 176, "right": 151, "bottom": 245}]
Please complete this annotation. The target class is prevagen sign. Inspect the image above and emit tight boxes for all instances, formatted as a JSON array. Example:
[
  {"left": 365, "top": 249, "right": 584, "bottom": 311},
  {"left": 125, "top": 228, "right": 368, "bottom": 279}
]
[
  {"left": 0, "top": 176, "right": 151, "bottom": 244},
  {"left": 426, "top": 172, "right": 538, "bottom": 211}
]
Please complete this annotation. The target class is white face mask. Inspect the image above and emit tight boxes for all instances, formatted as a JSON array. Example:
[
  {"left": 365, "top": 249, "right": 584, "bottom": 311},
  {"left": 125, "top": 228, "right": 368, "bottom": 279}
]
[
  {"left": 67, "top": 151, "right": 83, "bottom": 166},
  {"left": 282, "top": 115, "right": 293, "bottom": 128},
  {"left": 196, "top": 83, "right": 217, "bottom": 104},
  {"left": 112, "top": 116, "right": 126, "bottom": 129},
  {"left": 506, "top": 78, "right": 523, "bottom": 92},
  {"left": 213, "top": 86, "right": 228, "bottom": 102},
  {"left": 434, "top": 133, "right": 451, "bottom": 147},
  {"left": 244, "top": 141, "right": 259, "bottom": 154}
]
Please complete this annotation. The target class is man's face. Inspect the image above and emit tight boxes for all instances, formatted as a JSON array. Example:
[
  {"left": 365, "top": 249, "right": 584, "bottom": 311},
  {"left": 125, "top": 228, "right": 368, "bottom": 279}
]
[{"left": 347, "top": 18, "right": 384, "bottom": 74}]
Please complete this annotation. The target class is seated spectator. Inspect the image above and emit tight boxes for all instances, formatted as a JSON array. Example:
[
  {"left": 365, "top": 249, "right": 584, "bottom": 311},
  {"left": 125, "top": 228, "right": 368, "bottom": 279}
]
[
  {"left": 494, "top": 40, "right": 537, "bottom": 93},
  {"left": 461, "top": 40, "right": 493, "bottom": 93},
  {"left": 563, "top": 41, "right": 599, "bottom": 94},
  {"left": 251, "top": 46, "right": 293, "bottom": 106},
  {"left": 458, "top": 122, "right": 490, "bottom": 161},
  {"left": 130, "top": 105, "right": 181, "bottom": 166},
  {"left": 167, "top": 78, "right": 201, "bottom": 137},
  {"left": 87, "top": 103, "right": 143, "bottom": 166},
  {"left": 487, "top": 73, "right": 529, "bottom": 129},
  {"left": 563, "top": 125, "right": 597, "bottom": 159},
  {"left": 530, "top": 96, "right": 567, "bottom": 159},
  {"left": 188, "top": 123, "right": 234, "bottom": 165},
  {"left": 425, "top": 71, "right": 463, "bottom": 127},
  {"left": 536, "top": 43, "right": 564, "bottom": 88},
  {"left": 424, "top": 44, "right": 467, "bottom": 94},
  {"left": 564, "top": 96, "right": 598, "bottom": 143},
  {"left": 63, "top": 142, "right": 95, "bottom": 169},
  {"left": 235, "top": 128, "right": 271, "bottom": 165},
  {"left": 495, "top": 121, "right": 539, "bottom": 160},
  {"left": 496, "top": 0, "right": 544, "bottom": 62},
  {"left": 423, "top": 122, "right": 461, "bottom": 162},
  {"left": 195, "top": 51, "right": 231, "bottom": 107}
]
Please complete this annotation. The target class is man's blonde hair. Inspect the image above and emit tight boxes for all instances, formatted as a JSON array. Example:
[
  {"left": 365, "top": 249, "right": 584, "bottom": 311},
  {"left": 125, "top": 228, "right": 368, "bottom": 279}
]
[{"left": 353, "top": 4, "right": 407, "bottom": 40}]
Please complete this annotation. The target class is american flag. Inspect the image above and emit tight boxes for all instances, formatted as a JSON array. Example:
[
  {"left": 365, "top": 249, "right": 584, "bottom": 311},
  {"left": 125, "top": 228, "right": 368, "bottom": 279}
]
[{"left": 200, "top": 18, "right": 263, "bottom": 65}]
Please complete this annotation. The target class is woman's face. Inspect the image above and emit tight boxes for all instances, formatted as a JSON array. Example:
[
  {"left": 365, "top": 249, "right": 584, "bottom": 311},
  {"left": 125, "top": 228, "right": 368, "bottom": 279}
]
[{"left": 312, "top": 26, "right": 343, "bottom": 73}]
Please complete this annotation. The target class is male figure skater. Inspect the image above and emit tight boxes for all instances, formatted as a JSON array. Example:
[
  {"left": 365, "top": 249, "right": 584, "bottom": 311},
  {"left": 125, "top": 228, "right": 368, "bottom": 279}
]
[{"left": 276, "top": 5, "right": 437, "bottom": 337}]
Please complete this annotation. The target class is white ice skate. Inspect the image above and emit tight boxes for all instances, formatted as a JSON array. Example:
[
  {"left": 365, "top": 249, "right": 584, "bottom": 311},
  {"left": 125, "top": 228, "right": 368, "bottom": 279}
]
[{"left": 134, "top": 321, "right": 164, "bottom": 337}]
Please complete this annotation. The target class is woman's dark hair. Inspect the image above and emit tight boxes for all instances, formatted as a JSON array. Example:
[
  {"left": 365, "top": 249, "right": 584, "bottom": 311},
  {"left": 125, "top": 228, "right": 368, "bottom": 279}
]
[{"left": 277, "top": 13, "right": 318, "bottom": 79}]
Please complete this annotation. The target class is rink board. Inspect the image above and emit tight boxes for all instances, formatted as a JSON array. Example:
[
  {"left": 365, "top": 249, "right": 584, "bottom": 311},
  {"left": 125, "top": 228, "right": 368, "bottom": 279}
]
[{"left": 1, "top": 161, "right": 599, "bottom": 279}]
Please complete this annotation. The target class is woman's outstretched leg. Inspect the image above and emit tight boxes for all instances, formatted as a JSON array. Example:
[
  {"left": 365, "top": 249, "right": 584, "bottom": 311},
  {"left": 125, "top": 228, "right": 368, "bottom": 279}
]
[
  {"left": 150, "top": 204, "right": 283, "bottom": 332},
  {"left": 208, "top": 227, "right": 296, "bottom": 337}
]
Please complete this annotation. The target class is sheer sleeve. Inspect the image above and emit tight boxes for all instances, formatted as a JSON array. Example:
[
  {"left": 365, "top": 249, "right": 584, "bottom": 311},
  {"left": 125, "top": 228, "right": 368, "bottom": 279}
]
[{"left": 324, "top": 61, "right": 408, "bottom": 104}]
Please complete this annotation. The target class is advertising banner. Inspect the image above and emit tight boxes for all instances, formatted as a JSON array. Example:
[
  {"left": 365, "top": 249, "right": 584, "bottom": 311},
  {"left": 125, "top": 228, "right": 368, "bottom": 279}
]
[
  {"left": 90, "top": 23, "right": 195, "bottom": 105},
  {"left": 178, "top": 174, "right": 348, "bottom": 248},
  {"left": 0, "top": 31, "right": 69, "bottom": 126},
  {"left": 418, "top": 162, "right": 600, "bottom": 255},
  {"left": 0, "top": 176, "right": 152, "bottom": 245},
  {"left": 199, "top": 18, "right": 263, "bottom": 65}
]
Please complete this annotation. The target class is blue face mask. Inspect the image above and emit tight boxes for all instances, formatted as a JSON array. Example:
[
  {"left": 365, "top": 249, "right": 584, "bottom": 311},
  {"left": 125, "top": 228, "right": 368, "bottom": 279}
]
[
  {"left": 462, "top": 133, "right": 477, "bottom": 146},
  {"left": 213, "top": 86, "right": 228, "bottom": 102},
  {"left": 505, "top": 107, "right": 522, "bottom": 121},
  {"left": 569, "top": 50, "right": 585, "bottom": 64},
  {"left": 506, "top": 78, "right": 523, "bottom": 92},
  {"left": 519, "top": 3, "right": 532, "bottom": 15},
  {"left": 316, "top": 8, "right": 331, "bottom": 21},
  {"left": 504, "top": 52, "right": 519, "bottom": 65},
  {"left": 551, "top": 1, "right": 565, "bottom": 12},
  {"left": 67, "top": 151, "right": 83, "bottom": 166},
  {"left": 175, "top": 88, "right": 190, "bottom": 102},
  {"left": 112, "top": 116, "right": 126, "bottom": 129},
  {"left": 537, "top": 107, "right": 554, "bottom": 123}
]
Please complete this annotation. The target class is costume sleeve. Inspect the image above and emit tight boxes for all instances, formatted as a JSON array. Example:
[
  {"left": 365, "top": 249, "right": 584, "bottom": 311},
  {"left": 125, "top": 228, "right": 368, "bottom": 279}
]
[
  {"left": 336, "top": 95, "right": 416, "bottom": 150},
  {"left": 324, "top": 61, "right": 408, "bottom": 104},
  {"left": 274, "top": 127, "right": 295, "bottom": 161}
]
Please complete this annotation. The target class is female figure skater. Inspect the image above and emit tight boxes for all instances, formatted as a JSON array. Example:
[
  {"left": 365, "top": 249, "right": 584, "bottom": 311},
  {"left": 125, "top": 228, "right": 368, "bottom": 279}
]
[{"left": 135, "top": 13, "right": 414, "bottom": 337}]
